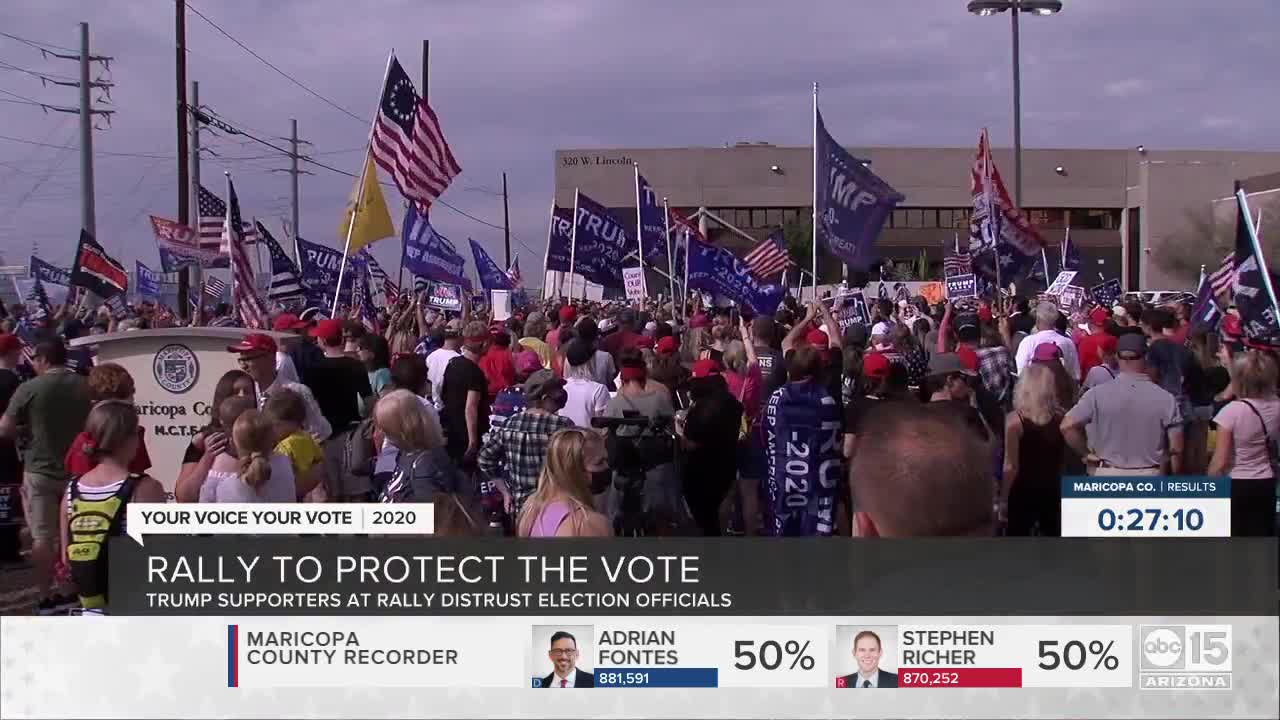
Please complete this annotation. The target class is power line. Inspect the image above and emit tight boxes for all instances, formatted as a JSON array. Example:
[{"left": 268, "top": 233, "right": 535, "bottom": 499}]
[
  {"left": 186, "top": 3, "right": 366, "bottom": 125},
  {"left": 0, "top": 30, "right": 77, "bottom": 54},
  {"left": 0, "top": 133, "right": 173, "bottom": 159},
  {"left": 0, "top": 59, "right": 77, "bottom": 83}
]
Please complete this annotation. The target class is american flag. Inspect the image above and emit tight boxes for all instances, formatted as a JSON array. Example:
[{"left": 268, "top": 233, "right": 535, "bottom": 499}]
[
  {"left": 943, "top": 234, "right": 973, "bottom": 277},
  {"left": 223, "top": 176, "right": 267, "bottom": 329},
  {"left": 1208, "top": 252, "right": 1235, "bottom": 298},
  {"left": 198, "top": 185, "right": 257, "bottom": 249},
  {"left": 365, "top": 252, "right": 398, "bottom": 305},
  {"left": 370, "top": 56, "right": 461, "bottom": 211},
  {"left": 203, "top": 276, "right": 227, "bottom": 300},
  {"left": 507, "top": 258, "right": 522, "bottom": 287},
  {"left": 742, "top": 227, "right": 792, "bottom": 280},
  {"left": 256, "top": 221, "right": 305, "bottom": 302}
]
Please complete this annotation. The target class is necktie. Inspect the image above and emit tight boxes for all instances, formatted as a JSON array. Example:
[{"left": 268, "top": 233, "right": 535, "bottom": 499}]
[
  {"left": 560, "top": 679, "right": 566, "bottom": 688},
  {"left": 862, "top": 680, "right": 871, "bottom": 689}
]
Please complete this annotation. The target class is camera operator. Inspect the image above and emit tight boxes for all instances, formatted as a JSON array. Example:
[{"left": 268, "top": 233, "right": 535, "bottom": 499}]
[{"left": 603, "top": 349, "right": 679, "bottom": 532}]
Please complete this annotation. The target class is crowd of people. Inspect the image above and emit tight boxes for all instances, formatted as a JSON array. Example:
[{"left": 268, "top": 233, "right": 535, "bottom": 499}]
[{"left": 0, "top": 284, "right": 1276, "bottom": 614}]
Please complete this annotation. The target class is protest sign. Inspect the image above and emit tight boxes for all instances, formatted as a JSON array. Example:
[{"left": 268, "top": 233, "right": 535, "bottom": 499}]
[
  {"left": 1059, "top": 285, "right": 1087, "bottom": 313},
  {"left": 945, "top": 273, "right": 977, "bottom": 299},
  {"left": 623, "top": 266, "right": 647, "bottom": 300},
  {"left": 833, "top": 290, "right": 869, "bottom": 331},
  {"left": 425, "top": 282, "right": 462, "bottom": 312},
  {"left": 1046, "top": 270, "right": 1077, "bottom": 297}
]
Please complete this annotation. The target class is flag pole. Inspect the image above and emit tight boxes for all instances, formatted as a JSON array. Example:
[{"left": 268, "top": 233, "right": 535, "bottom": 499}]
[
  {"left": 985, "top": 128, "right": 1003, "bottom": 308},
  {"left": 811, "top": 81, "right": 819, "bottom": 304},
  {"left": 633, "top": 163, "right": 646, "bottom": 303},
  {"left": 224, "top": 171, "right": 239, "bottom": 325},
  {"left": 662, "top": 197, "right": 678, "bottom": 322},
  {"left": 569, "top": 189, "right": 580, "bottom": 302},
  {"left": 333, "top": 50, "right": 395, "bottom": 317},
  {"left": 542, "top": 199, "right": 554, "bottom": 302},
  {"left": 1238, "top": 188, "right": 1280, "bottom": 320},
  {"left": 1062, "top": 222, "right": 1071, "bottom": 267}
]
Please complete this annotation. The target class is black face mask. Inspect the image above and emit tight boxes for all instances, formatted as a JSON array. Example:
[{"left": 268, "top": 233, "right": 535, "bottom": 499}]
[{"left": 590, "top": 469, "right": 612, "bottom": 494}]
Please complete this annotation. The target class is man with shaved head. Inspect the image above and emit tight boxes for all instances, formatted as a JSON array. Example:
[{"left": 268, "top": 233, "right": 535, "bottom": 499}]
[{"left": 849, "top": 402, "right": 995, "bottom": 537}]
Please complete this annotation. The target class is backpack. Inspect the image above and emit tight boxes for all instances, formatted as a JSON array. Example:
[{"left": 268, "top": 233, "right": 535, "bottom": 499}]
[
  {"left": 346, "top": 418, "right": 378, "bottom": 478},
  {"left": 1239, "top": 400, "right": 1280, "bottom": 477}
]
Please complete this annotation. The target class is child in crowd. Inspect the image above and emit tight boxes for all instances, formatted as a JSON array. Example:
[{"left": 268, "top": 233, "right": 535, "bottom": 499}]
[
  {"left": 264, "top": 389, "right": 327, "bottom": 502},
  {"left": 198, "top": 397, "right": 296, "bottom": 503}
]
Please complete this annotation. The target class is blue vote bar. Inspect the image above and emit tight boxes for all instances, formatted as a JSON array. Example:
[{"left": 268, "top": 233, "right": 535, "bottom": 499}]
[{"left": 594, "top": 668, "right": 719, "bottom": 688}]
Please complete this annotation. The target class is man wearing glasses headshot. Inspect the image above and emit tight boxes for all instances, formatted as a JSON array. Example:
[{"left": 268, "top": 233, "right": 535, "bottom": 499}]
[
  {"left": 227, "top": 333, "right": 331, "bottom": 442},
  {"left": 538, "top": 631, "right": 594, "bottom": 688}
]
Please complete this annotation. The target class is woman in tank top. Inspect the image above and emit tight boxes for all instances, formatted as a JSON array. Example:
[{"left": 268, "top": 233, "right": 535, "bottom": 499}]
[
  {"left": 1001, "top": 363, "right": 1067, "bottom": 536},
  {"left": 516, "top": 428, "right": 611, "bottom": 538}
]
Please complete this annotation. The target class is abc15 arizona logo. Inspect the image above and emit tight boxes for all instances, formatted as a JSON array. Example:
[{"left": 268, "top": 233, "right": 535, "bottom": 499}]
[{"left": 1138, "top": 625, "right": 1232, "bottom": 690}]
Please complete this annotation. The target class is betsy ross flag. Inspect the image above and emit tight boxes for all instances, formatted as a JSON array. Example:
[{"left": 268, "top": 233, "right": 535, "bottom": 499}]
[
  {"left": 370, "top": 55, "right": 461, "bottom": 211},
  {"left": 742, "top": 227, "right": 792, "bottom": 280},
  {"left": 223, "top": 175, "right": 267, "bottom": 329},
  {"left": 944, "top": 233, "right": 973, "bottom": 277},
  {"left": 256, "top": 221, "right": 305, "bottom": 302},
  {"left": 70, "top": 229, "right": 128, "bottom": 299},
  {"left": 198, "top": 185, "right": 257, "bottom": 249}
]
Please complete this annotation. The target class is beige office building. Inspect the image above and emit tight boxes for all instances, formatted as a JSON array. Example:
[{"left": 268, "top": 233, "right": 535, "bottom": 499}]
[{"left": 554, "top": 143, "right": 1280, "bottom": 291}]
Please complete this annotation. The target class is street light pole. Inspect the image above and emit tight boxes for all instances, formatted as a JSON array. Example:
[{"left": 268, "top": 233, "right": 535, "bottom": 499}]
[{"left": 1010, "top": 0, "right": 1022, "bottom": 208}]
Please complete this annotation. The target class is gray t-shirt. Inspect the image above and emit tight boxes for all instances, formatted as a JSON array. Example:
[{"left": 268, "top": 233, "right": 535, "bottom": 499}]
[
  {"left": 1082, "top": 364, "right": 1117, "bottom": 390},
  {"left": 198, "top": 453, "right": 296, "bottom": 503},
  {"left": 1065, "top": 372, "right": 1182, "bottom": 468},
  {"left": 605, "top": 386, "right": 675, "bottom": 434}
]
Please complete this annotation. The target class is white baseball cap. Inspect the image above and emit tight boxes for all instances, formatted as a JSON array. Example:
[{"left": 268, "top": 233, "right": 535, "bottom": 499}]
[{"left": 871, "top": 321, "right": 891, "bottom": 337}]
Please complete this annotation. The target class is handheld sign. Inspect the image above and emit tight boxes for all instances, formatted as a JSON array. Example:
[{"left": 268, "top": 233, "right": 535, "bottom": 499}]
[
  {"left": 1091, "top": 278, "right": 1123, "bottom": 308},
  {"left": 945, "top": 273, "right": 977, "bottom": 299},
  {"left": 1046, "top": 270, "right": 1078, "bottom": 297},
  {"left": 425, "top": 282, "right": 462, "bottom": 312},
  {"left": 622, "top": 266, "right": 647, "bottom": 301},
  {"left": 1059, "top": 285, "right": 1087, "bottom": 313},
  {"left": 832, "top": 290, "right": 869, "bottom": 331}
]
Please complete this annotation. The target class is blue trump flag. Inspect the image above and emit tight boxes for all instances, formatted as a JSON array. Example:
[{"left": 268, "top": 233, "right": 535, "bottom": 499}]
[
  {"left": 686, "top": 234, "right": 783, "bottom": 316},
  {"left": 1189, "top": 274, "right": 1221, "bottom": 333},
  {"left": 635, "top": 173, "right": 667, "bottom": 263},
  {"left": 1231, "top": 188, "right": 1280, "bottom": 344},
  {"left": 573, "top": 191, "right": 630, "bottom": 288},
  {"left": 402, "top": 205, "right": 472, "bottom": 290},
  {"left": 545, "top": 205, "right": 574, "bottom": 274},
  {"left": 814, "top": 107, "right": 903, "bottom": 271},
  {"left": 135, "top": 261, "right": 163, "bottom": 301},
  {"left": 30, "top": 256, "right": 71, "bottom": 287},
  {"left": 469, "top": 238, "right": 514, "bottom": 291},
  {"left": 157, "top": 245, "right": 198, "bottom": 273},
  {"left": 296, "top": 236, "right": 353, "bottom": 306}
]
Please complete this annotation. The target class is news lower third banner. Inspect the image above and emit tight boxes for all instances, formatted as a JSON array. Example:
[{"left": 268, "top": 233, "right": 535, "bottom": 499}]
[
  {"left": 110, "top": 537, "right": 1276, "bottom": 616},
  {"left": 1, "top": 615, "right": 1275, "bottom": 718}
]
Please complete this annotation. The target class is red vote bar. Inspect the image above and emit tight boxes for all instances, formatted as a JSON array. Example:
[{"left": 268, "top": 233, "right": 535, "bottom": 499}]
[{"left": 899, "top": 667, "right": 1022, "bottom": 688}]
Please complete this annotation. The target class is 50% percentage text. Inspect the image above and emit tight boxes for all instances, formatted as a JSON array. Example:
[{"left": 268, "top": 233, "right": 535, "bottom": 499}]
[
  {"left": 732, "top": 640, "right": 816, "bottom": 671},
  {"left": 1037, "top": 640, "right": 1120, "bottom": 671}
]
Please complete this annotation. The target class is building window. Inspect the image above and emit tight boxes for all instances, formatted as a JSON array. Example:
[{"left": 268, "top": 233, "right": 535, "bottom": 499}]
[
  {"left": 906, "top": 209, "right": 924, "bottom": 229},
  {"left": 782, "top": 208, "right": 799, "bottom": 225},
  {"left": 1068, "top": 209, "right": 1123, "bottom": 230},
  {"left": 952, "top": 208, "right": 970, "bottom": 228},
  {"left": 938, "top": 209, "right": 953, "bottom": 229},
  {"left": 751, "top": 209, "right": 767, "bottom": 228},
  {"left": 766, "top": 208, "right": 783, "bottom": 228},
  {"left": 892, "top": 209, "right": 907, "bottom": 229}
]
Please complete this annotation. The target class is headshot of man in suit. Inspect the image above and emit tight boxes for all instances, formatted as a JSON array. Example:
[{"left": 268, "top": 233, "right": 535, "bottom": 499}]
[
  {"left": 837, "top": 630, "right": 898, "bottom": 688},
  {"left": 539, "top": 631, "right": 594, "bottom": 688}
]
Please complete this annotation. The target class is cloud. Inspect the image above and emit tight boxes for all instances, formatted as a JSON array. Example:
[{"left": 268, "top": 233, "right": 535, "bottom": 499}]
[{"left": 1103, "top": 78, "right": 1148, "bottom": 97}]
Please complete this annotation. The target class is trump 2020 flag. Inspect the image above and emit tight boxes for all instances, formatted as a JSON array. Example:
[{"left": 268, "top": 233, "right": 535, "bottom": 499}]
[
  {"left": 401, "top": 205, "right": 472, "bottom": 289},
  {"left": 70, "top": 229, "right": 128, "bottom": 299},
  {"left": 546, "top": 205, "right": 575, "bottom": 274},
  {"left": 30, "top": 256, "right": 71, "bottom": 288},
  {"left": 686, "top": 234, "right": 784, "bottom": 316},
  {"left": 1231, "top": 187, "right": 1280, "bottom": 344},
  {"left": 469, "top": 238, "right": 514, "bottom": 291},
  {"left": 135, "top": 261, "right": 163, "bottom": 301},
  {"left": 1189, "top": 274, "right": 1222, "bottom": 333},
  {"left": 814, "top": 107, "right": 903, "bottom": 271},
  {"left": 635, "top": 173, "right": 668, "bottom": 263},
  {"left": 297, "top": 236, "right": 353, "bottom": 307},
  {"left": 572, "top": 191, "right": 630, "bottom": 288}
]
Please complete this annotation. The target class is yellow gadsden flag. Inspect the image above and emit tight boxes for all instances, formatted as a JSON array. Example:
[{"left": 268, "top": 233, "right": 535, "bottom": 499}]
[{"left": 338, "top": 153, "right": 395, "bottom": 254}]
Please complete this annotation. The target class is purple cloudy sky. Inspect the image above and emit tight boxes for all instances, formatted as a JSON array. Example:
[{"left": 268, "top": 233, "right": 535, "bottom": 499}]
[{"left": 1, "top": 0, "right": 1276, "bottom": 279}]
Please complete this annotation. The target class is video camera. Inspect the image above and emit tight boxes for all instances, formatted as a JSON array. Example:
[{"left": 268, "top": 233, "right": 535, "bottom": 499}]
[{"left": 590, "top": 412, "right": 677, "bottom": 537}]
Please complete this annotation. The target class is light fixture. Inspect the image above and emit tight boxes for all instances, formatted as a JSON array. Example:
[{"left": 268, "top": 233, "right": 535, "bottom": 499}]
[
  {"left": 967, "top": 0, "right": 1063, "bottom": 14},
  {"left": 770, "top": 165, "right": 782, "bottom": 174},
  {"left": 1136, "top": 144, "right": 1146, "bottom": 154},
  {"left": 1054, "top": 166, "right": 1067, "bottom": 175}
]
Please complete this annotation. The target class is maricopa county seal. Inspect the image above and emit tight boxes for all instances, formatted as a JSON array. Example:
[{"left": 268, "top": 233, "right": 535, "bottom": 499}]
[{"left": 153, "top": 343, "right": 200, "bottom": 394}]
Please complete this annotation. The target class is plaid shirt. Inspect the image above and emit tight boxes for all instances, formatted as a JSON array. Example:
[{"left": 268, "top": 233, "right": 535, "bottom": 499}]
[
  {"left": 975, "top": 345, "right": 1014, "bottom": 404},
  {"left": 477, "top": 409, "right": 574, "bottom": 512}
]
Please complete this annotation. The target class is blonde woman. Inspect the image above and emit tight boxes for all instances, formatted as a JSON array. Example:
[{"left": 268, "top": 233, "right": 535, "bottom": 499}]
[
  {"left": 517, "top": 428, "right": 611, "bottom": 537},
  {"left": 1000, "top": 363, "right": 1067, "bottom": 536},
  {"left": 199, "top": 403, "right": 296, "bottom": 503},
  {"left": 1208, "top": 352, "right": 1280, "bottom": 536},
  {"left": 375, "top": 390, "right": 479, "bottom": 534}
]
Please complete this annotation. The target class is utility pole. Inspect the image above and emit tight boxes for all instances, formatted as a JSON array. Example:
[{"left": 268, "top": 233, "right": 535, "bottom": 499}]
[
  {"left": 175, "top": 0, "right": 191, "bottom": 318},
  {"left": 502, "top": 172, "right": 511, "bottom": 269},
  {"left": 190, "top": 80, "right": 202, "bottom": 324},
  {"left": 78, "top": 22, "right": 96, "bottom": 237},
  {"left": 290, "top": 118, "right": 300, "bottom": 261}
]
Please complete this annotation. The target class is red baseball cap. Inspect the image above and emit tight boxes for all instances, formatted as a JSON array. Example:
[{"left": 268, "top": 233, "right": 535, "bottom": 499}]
[
  {"left": 805, "top": 329, "right": 829, "bottom": 347},
  {"left": 558, "top": 305, "right": 577, "bottom": 324},
  {"left": 655, "top": 336, "right": 678, "bottom": 355},
  {"left": 226, "top": 333, "right": 277, "bottom": 354},
  {"left": 1032, "top": 343, "right": 1063, "bottom": 363},
  {"left": 308, "top": 318, "right": 344, "bottom": 343},
  {"left": 0, "top": 333, "right": 21, "bottom": 354},
  {"left": 1088, "top": 307, "right": 1110, "bottom": 326},
  {"left": 271, "top": 313, "right": 308, "bottom": 332},
  {"left": 862, "top": 351, "right": 891, "bottom": 380},
  {"left": 691, "top": 358, "right": 722, "bottom": 378},
  {"left": 635, "top": 335, "right": 654, "bottom": 349}
]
